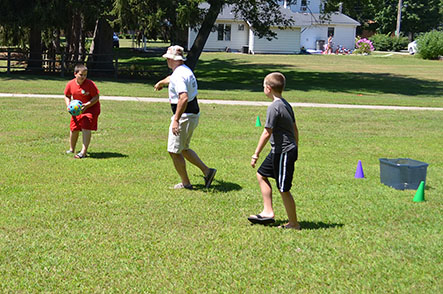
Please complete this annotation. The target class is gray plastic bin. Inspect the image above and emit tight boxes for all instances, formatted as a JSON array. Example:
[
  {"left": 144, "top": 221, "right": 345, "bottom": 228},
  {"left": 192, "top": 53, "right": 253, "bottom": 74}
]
[{"left": 379, "top": 158, "right": 428, "bottom": 190}]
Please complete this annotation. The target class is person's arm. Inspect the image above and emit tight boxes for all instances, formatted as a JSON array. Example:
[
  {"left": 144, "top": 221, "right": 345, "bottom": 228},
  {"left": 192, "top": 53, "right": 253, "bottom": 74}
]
[
  {"left": 154, "top": 75, "right": 170, "bottom": 91},
  {"left": 65, "top": 95, "right": 72, "bottom": 111},
  {"left": 251, "top": 127, "right": 272, "bottom": 168},
  {"left": 171, "top": 92, "right": 189, "bottom": 136},
  {"left": 82, "top": 95, "right": 99, "bottom": 111}
]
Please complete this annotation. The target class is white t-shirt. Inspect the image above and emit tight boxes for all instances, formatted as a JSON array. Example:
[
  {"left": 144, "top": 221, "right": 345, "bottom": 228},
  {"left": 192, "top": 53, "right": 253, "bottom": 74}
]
[{"left": 168, "top": 64, "right": 198, "bottom": 104}]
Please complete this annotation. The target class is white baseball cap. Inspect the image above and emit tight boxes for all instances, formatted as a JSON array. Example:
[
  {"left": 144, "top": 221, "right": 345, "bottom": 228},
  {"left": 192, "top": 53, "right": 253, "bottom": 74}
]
[{"left": 162, "top": 45, "right": 187, "bottom": 61}]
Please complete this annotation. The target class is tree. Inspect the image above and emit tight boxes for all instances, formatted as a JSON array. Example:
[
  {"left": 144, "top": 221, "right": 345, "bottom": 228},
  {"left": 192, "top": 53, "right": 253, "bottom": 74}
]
[
  {"left": 324, "top": 0, "right": 443, "bottom": 39},
  {"left": 0, "top": 0, "right": 117, "bottom": 72},
  {"left": 187, "top": 0, "right": 297, "bottom": 69},
  {"left": 0, "top": 0, "right": 60, "bottom": 70},
  {"left": 115, "top": 0, "right": 297, "bottom": 70}
]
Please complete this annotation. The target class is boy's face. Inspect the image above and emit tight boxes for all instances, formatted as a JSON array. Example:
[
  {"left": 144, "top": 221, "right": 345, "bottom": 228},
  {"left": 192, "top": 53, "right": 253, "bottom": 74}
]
[{"left": 74, "top": 70, "right": 87, "bottom": 84}]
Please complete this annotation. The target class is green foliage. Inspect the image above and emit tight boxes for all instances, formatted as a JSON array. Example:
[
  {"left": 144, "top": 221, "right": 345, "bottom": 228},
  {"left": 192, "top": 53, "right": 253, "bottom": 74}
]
[
  {"left": 390, "top": 36, "right": 409, "bottom": 51},
  {"left": 368, "top": 0, "right": 442, "bottom": 35},
  {"left": 417, "top": 30, "right": 443, "bottom": 60},
  {"left": 370, "top": 34, "right": 408, "bottom": 51},
  {"left": 369, "top": 34, "right": 392, "bottom": 51}
]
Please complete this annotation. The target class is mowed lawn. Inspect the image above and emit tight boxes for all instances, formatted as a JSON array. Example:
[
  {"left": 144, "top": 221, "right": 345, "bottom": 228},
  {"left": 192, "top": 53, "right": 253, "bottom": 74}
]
[
  {"left": 0, "top": 52, "right": 442, "bottom": 107},
  {"left": 0, "top": 97, "right": 442, "bottom": 293}
]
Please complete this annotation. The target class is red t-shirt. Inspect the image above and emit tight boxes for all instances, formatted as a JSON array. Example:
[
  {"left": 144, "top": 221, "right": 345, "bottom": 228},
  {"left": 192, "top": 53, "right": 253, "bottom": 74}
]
[{"left": 64, "top": 78, "right": 100, "bottom": 115}]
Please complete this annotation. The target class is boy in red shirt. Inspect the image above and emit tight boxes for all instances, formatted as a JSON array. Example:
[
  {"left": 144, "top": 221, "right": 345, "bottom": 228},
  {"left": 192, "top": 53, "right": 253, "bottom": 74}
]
[{"left": 64, "top": 64, "right": 100, "bottom": 159}]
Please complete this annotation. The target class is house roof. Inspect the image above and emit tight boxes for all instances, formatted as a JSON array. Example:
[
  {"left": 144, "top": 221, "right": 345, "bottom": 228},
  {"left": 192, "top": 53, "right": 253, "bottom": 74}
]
[{"left": 213, "top": 4, "right": 360, "bottom": 27}]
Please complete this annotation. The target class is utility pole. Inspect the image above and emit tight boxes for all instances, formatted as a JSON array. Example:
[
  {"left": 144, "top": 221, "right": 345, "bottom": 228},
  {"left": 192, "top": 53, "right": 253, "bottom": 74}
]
[{"left": 395, "top": 0, "right": 402, "bottom": 36}]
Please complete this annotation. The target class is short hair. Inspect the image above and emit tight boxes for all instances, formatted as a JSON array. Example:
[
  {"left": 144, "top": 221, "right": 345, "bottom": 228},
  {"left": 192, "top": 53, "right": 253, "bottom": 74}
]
[
  {"left": 264, "top": 72, "right": 286, "bottom": 93},
  {"left": 74, "top": 64, "right": 88, "bottom": 73}
]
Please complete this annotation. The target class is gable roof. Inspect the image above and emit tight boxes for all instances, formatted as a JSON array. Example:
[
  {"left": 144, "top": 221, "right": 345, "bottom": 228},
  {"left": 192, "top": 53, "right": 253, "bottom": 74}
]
[{"left": 212, "top": 4, "right": 360, "bottom": 27}]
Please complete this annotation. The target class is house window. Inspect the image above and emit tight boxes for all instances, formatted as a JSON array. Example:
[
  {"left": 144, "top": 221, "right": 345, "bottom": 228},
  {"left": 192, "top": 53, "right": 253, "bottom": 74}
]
[
  {"left": 217, "top": 24, "right": 231, "bottom": 41},
  {"left": 238, "top": 24, "right": 244, "bottom": 31},
  {"left": 217, "top": 24, "right": 224, "bottom": 40},
  {"left": 328, "top": 27, "right": 335, "bottom": 37},
  {"left": 225, "top": 24, "right": 231, "bottom": 41}
]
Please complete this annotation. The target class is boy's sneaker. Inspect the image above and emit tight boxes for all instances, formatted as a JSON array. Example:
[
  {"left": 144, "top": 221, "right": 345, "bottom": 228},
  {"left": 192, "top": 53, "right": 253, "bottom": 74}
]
[
  {"left": 66, "top": 150, "right": 74, "bottom": 154},
  {"left": 74, "top": 152, "right": 86, "bottom": 159},
  {"left": 204, "top": 168, "right": 217, "bottom": 188},
  {"left": 173, "top": 183, "right": 193, "bottom": 190}
]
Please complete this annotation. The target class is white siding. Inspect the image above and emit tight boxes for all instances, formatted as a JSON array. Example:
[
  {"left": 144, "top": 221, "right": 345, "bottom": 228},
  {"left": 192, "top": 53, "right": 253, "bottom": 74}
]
[
  {"left": 300, "top": 25, "right": 357, "bottom": 51},
  {"left": 188, "top": 21, "right": 249, "bottom": 52},
  {"left": 300, "top": 26, "right": 327, "bottom": 50},
  {"left": 289, "top": 0, "right": 323, "bottom": 13},
  {"left": 253, "top": 28, "right": 301, "bottom": 54},
  {"left": 331, "top": 26, "right": 356, "bottom": 50}
]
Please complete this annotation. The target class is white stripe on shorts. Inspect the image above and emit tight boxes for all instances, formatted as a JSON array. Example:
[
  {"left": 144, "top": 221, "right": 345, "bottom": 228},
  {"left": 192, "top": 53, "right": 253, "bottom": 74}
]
[{"left": 279, "top": 152, "right": 288, "bottom": 192}]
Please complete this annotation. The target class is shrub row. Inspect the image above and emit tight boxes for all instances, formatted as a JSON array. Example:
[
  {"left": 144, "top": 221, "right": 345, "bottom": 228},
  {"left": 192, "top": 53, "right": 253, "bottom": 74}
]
[
  {"left": 417, "top": 30, "right": 443, "bottom": 60},
  {"left": 369, "top": 34, "right": 409, "bottom": 52}
]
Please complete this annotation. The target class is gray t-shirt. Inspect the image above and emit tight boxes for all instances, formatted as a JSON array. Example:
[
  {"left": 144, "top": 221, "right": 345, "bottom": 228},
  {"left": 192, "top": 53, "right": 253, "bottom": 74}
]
[{"left": 265, "top": 98, "right": 297, "bottom": 153}]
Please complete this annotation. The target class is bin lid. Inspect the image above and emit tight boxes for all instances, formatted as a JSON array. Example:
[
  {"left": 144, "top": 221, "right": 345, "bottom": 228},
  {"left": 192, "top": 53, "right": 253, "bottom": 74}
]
[{"left": 379, "top": 158, "right": 429, "bottom": 167}]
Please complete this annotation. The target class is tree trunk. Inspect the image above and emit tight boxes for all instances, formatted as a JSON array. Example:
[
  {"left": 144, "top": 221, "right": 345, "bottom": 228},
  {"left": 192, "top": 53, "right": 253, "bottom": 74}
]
[
  {"left": 66, "top": 9, "right": 84, "bottom": 66},
  {"left": 28, "top": 26, "right": 42, "bottom": 71},
  {"left": 185, "top": 0, "right": 224, "bottom": 70},
  {"left": 88, "top": 18, "right": 114, "bottom": 74}
]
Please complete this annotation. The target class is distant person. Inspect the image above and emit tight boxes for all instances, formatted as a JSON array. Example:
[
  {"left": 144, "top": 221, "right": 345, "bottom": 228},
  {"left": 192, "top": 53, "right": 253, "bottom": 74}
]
[
  {"left": 327, "top": 35, "right": 333, "bottom": 54},
  {"left": 64, "top": 64, "right": 100, "bottom": 159},
  {"left": 154, "top": 45, "right": 216, "bottom": 189},
  {"left": 248, "top": 72, "right": 300, "bottom": 230}
]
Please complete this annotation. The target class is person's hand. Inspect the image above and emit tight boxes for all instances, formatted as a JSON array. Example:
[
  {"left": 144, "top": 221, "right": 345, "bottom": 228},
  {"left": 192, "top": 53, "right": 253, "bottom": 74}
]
[
  {"left": 172, "top": 120, "right": 180, "bottom": 136},
  {"left": 251, "top": 154, "right": 259, "bottom": 168},
  {"left": 154, "top": 82, "right": 163, "bottom": 91},
  {"left": 81, "top": 103, "right": 89, "bottom": 112}
]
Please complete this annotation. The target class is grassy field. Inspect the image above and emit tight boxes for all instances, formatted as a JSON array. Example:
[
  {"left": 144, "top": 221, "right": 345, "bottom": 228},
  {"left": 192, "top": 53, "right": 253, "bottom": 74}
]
[
  {"left": 0, "top": 52, "right": 442, "bottom": 107},
  {"left": 0, "top": 96, "right": 442, "bottom": 292}
]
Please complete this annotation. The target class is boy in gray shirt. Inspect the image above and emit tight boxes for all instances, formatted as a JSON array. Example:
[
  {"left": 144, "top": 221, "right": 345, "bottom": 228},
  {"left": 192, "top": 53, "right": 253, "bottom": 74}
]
[{"left": 249, "top": 72, "right": 300, "bottom": 230}]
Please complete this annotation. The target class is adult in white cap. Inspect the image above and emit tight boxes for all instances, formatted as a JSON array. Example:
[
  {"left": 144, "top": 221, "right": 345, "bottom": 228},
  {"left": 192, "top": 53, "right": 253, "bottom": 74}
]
[{"left": 154, "top": 45, "right": 216, "bottom": 189}]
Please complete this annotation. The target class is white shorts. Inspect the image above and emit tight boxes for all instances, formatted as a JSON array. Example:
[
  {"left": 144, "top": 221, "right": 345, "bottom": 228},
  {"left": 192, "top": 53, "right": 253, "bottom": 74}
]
[{"left": 167, "top": 113, "right": 200, "bottom": 154}]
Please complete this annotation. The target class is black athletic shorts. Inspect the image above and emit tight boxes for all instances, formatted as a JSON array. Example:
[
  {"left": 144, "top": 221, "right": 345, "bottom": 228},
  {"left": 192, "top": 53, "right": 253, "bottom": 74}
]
[{"left": 257, "top": 147, "right": 298, "bottom": 192}]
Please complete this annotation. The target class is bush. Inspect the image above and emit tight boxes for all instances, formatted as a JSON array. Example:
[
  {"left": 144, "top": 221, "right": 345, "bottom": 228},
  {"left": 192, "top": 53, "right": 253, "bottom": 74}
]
[
  {"left": 369, "top": 34, "right": 391, "bottom": 51},
  {"left": 391, "top": 36, "right": 409, "bottom": 51},
  {"left": 417, "top": 30, "right": 443, "bottom": 60},
  {"left": 353, "top": 38, "right": 374, "bottom": 54},
  {"left": 369, "top": 34, "right": 409, "bottom": 51}
]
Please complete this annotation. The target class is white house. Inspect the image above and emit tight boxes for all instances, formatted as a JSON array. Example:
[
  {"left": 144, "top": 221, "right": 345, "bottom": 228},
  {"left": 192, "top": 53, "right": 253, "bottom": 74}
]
[{"left": 187, "top": 1, "right": 360, "bottom": 54}]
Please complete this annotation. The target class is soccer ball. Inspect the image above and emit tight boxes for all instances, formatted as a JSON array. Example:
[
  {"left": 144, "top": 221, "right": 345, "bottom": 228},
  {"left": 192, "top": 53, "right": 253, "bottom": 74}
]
[{"left": 68, "top": 100, "right": 83, "bottom": 116}]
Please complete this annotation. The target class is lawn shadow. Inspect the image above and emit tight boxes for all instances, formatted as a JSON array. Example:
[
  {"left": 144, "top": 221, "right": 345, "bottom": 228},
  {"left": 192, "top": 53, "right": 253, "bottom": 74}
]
[
  {"left": 3, "top": 56, "right": 441, "bottom": 98},
  {"left": 88, "top": 152, "right": 128, "bottom": 159},
  {"left": 424, "top": 184, "right": 433, "bottom": 191},
  {"left": 196, "top": 58, "right": 443, "bottom": 97},
  {"left": 193, "top": 179, "right": 242, "bottom": 193},
  {"left": 272, "top": 220, "right": 344, "bottom": 230}
]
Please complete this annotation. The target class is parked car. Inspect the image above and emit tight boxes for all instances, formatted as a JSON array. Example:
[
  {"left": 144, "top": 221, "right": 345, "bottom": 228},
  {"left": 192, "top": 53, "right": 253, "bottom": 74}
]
[
  {"left": 113, "top": 33, "right": 120, "bottom": 48},
  {"left": 408, "top": 40, "right": 417, "bottom": 55}
]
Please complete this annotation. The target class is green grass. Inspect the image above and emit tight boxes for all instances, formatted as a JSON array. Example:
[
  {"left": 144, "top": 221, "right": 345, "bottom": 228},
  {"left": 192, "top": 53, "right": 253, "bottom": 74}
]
[
  {"left": 0, "top": 97, "right": 442, "bottom": 292},
  {"left": 0, "top": 52, "right": 442, "bottom": 107}
]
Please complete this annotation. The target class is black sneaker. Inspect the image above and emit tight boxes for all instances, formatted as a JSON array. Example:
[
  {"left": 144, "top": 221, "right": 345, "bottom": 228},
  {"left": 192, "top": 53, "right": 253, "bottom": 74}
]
[{"left": 204, "top": 168, "right": 217, "bottom": 188}]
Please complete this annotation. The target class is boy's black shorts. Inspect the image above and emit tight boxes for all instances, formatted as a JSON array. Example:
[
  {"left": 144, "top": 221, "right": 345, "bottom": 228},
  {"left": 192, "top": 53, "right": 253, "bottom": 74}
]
[{"left": 257, "top": 148, "right": 298, "bottom": 192}]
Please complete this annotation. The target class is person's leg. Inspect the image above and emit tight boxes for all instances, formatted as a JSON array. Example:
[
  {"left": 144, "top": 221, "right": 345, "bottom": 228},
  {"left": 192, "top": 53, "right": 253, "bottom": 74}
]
[
  {"left": 69, "top": 130, "right": 79, "bottom": 152},
  {"left": 80, "top": 129, "right": 91, "bottom": 155},
  {"left": 279, "top": 191, "right": 300, "bottom": 229},
  {"left": 169, "top": 152, "right": 191, "bottom": 186},
  {"left": 182, "top": 149, "right": 210, "bottom": 175},
  {"left": 256, "top": 173, "right": 274, "bottom": 218}
]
